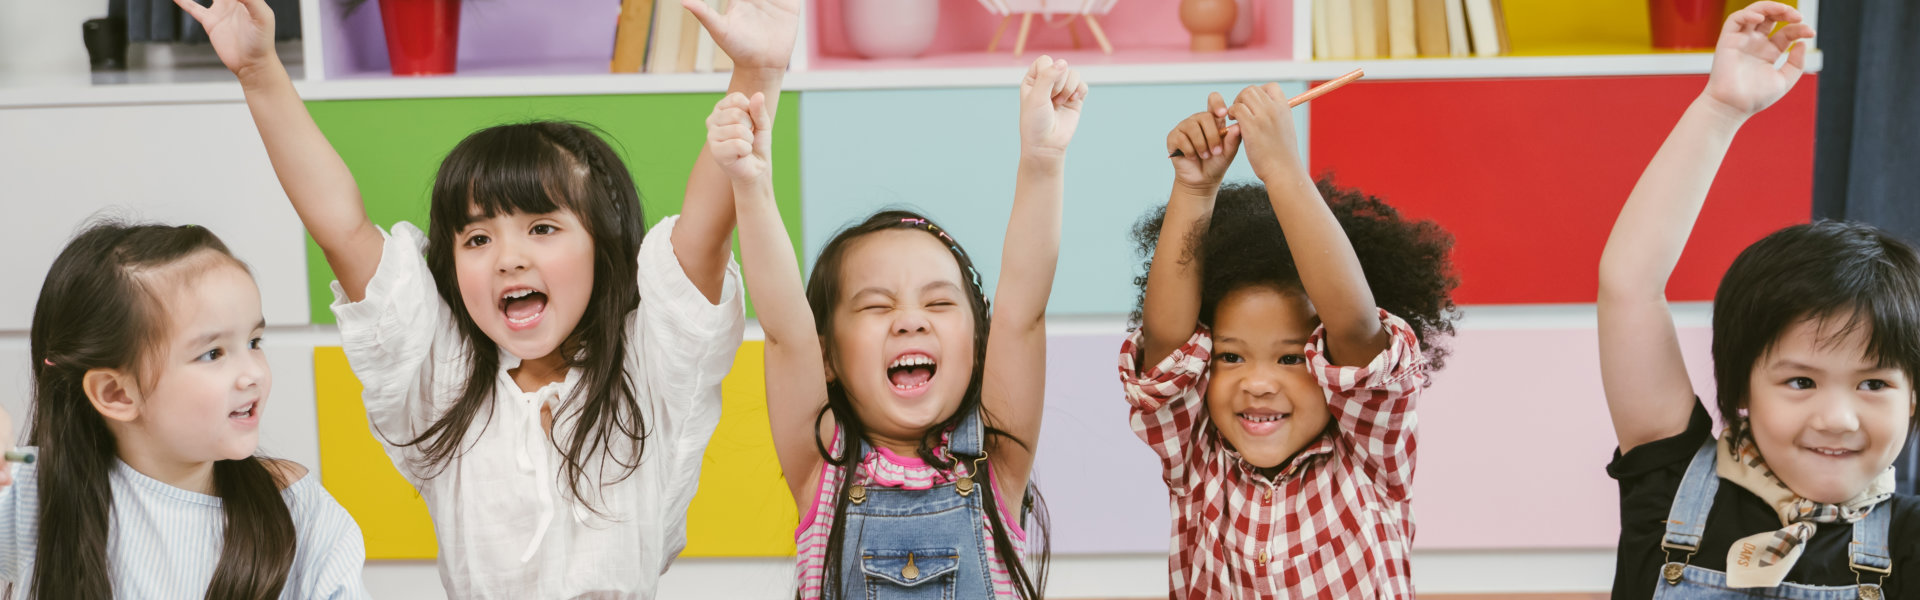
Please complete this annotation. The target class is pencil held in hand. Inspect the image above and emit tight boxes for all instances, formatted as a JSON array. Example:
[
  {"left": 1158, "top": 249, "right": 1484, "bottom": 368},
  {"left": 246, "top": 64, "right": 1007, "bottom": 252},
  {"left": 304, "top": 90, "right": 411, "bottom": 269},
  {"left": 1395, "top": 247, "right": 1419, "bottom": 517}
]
[{"left": 1169, "top": 68, "right": 1365, "bottom": 158}]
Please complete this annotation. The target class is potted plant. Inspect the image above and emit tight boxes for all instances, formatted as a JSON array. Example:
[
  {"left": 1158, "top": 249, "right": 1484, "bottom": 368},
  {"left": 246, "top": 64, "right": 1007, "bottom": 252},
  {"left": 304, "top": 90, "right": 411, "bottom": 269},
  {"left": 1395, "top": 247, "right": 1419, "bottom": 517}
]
[{"left": 344, "top": 0, "right": 461, "bottom": 75}]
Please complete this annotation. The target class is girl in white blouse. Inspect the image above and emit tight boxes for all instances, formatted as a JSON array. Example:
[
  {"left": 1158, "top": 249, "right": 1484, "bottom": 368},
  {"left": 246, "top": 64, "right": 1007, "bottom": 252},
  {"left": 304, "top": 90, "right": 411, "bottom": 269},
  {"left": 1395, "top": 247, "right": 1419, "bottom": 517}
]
[
  {"left": 176, "top": 0, "right": 789, "bottom": 595},
  {"left": 3, "top": 221, "right": 368, "bottom": 600}
]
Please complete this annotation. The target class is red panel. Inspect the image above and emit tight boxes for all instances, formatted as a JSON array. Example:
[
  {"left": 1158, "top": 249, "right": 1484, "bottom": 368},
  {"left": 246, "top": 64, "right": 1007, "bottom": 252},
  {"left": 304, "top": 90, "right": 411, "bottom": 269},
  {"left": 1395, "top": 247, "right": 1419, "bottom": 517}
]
[{"left": 1308, "top": 75, "right": 1817, "bottom": 305}]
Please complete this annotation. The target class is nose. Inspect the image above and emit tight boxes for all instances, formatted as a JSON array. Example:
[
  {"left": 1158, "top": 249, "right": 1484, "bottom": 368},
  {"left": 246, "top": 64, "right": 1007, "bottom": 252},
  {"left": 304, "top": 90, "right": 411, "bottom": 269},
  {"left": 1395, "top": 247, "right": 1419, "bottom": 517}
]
[
  {"left": 1240, "top": 372, "right": 1278, "bottom": 398},
  {"left": 496, "top": 236, "right": 529, "bottom": 273},
  {"left": 892, "top": 311, "right": 930, "bottom": 336},
  {"left": 237, "top": 346, "right": 269, "bottom": 392},
  {"left": 1808, "top": 390, "right": 1862, "bottom": 434}
]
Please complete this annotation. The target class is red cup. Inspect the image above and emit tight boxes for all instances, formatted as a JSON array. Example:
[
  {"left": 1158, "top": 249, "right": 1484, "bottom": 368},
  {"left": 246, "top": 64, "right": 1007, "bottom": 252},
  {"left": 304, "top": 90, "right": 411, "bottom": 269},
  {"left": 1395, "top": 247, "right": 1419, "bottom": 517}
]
[
  {"left": 1649, "top": 0, "right": 1727, "bottom": 50},
  {"left": 378, "top": 0, "right": 460, "bottom": 76}
]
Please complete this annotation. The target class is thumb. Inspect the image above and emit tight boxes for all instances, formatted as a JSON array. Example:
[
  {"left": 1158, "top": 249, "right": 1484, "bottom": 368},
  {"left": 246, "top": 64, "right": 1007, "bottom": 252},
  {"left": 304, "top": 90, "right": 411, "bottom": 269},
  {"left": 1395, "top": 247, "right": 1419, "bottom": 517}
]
[
  {"left": 1208, "top": 91, "right": 1227, "bottom": 118},
  {"left": 683, "top": 0, "right": 723, "bottom": 36},
  {"left": 239, "top": 0, "right": 275, "bottom": 27},
  {"left": 749, "top": 92, "right": 772, "bottom": 134}
]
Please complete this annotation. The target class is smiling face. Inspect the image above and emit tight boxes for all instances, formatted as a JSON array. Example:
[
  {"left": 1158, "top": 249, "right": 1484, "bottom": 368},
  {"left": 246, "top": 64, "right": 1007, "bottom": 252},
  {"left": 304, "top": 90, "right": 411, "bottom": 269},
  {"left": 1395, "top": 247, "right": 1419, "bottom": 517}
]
[
  {"left": 1205, "top": 285, "right": 1330, "bottom": 470},
  {"left": 1744, "top": 314, "right": 1915, "bottom": 503},
  {"left": 825, "top": 229, "right": 978, "bottom": 450},
  {"left": 452, "top": 207, "right": 597, "bottom": 361},
  {"left": 135, "top": 257, "right": 272, "bottom": 464}
]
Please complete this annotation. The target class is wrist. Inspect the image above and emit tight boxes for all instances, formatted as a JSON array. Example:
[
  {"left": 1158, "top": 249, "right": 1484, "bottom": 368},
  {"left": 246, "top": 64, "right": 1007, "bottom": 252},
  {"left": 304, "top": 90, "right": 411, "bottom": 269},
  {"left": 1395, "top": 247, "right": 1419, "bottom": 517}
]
[
  {"left": 235, "top": 58, "right": 290, "bottom": 92},
  {"left": 727, "top": 66, "right": 787, "bottom": 89},
  {"left": 1690, "top": 94, "right": 1754, "bottom": 131},
  {"left": 1172, "top": 179, "right": 1221, "bottom": 200},
  {"left": 1253, "top": 159, "right": 1309, "bottom": 188},
  {"left": 1019, "top": 151, "right": 1066, "bottom": 174}
]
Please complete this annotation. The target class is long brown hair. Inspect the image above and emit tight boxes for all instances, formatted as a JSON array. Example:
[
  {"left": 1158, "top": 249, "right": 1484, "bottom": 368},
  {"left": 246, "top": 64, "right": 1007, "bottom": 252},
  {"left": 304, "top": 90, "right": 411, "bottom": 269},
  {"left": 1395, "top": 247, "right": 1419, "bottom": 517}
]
[
  {"left": 28, "top": 221, "right": 296, "bottom": 599},
  {"left": 408, "top": 121, "right": 650, "bottom": 515},
  {"left": 805, "top": 209, "right": 1051, "bottom": 599}
]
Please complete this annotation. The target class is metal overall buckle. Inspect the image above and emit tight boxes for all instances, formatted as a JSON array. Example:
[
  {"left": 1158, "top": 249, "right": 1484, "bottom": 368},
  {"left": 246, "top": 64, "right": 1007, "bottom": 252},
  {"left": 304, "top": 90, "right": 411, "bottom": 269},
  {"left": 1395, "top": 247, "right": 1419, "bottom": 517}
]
[
  {"left": 1851, "top": 557, "right": 1890, "bottom": 600},
  {"left": 956, "top": 451, "right": 989, "bottom": 497},
  {"left": 1660, "top": 540, "right": 1697, "bottom": 585}
]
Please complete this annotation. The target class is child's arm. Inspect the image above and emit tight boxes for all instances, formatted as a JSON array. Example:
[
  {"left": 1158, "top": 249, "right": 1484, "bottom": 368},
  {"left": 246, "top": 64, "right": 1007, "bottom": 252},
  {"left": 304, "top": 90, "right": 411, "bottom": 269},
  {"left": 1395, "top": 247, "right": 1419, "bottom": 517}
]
[
  {"left": 1230, "top": 83, "right": 1383, "bottom": 367},
  {"left": 1599, "top": 1, "right": 1812, "bottom": 454},
  {"left": 984, "top": 57, "right": 1086, "bottom": 495},
  {"left": 1139, "top": 93, "right": 1239, "bottom": 368},
  {"left": 175, "top": 0, "right": 383, "bottom": 301},
  {"left": 707, "top": 92, "right": 827, "bottom": 501},
  {"left": 675, "top": 0, "right": 799, "bottom": 303}
]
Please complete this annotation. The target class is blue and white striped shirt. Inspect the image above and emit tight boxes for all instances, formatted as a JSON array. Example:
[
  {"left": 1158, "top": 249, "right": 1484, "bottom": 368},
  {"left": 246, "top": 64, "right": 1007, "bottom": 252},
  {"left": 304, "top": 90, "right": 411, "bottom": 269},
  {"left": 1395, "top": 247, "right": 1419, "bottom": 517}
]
[{"left": 0, "top": 453, "right": 369, "bottom": 599}]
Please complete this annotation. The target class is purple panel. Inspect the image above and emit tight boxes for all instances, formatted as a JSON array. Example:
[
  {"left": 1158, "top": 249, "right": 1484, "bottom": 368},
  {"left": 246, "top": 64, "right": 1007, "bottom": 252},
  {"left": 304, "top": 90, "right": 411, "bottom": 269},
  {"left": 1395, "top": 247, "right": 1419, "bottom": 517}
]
[
  {"left": 1032, "top": 333, "right": 1171, "bottom": 555},
  {"left": 328, "top": 0, "right": 619, "bottom": 77}
]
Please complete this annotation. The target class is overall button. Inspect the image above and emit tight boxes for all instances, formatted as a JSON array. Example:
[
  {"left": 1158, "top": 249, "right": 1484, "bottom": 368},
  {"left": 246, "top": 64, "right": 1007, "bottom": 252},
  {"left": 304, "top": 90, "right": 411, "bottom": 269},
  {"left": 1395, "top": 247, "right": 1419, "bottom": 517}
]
[
  {"left": 849, "top": 485, "right": 867, "bottom": 504},
  {"left": 902, "top": 553, "right": 920, "bottom": 581},
  {"left": 956, "top": 476, "right": 975, "bottom": 496}
]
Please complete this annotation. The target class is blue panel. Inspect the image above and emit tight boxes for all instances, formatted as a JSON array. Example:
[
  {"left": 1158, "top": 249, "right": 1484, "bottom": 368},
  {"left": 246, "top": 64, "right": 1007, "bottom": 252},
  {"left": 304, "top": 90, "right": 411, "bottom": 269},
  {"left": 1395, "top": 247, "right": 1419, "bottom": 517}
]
[{"left": 797, "top": 82, "right": 1311, "bottom": 315}]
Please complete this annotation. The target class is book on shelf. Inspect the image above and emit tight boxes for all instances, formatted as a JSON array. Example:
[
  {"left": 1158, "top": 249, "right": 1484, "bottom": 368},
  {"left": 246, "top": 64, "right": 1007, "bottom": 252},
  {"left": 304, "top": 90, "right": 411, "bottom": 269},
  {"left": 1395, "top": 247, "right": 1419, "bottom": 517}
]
[
  {"left": 1414, "top": 0, "right": 1449, "bottom": 57},
  {"left": 1443, "top": 0, "right": 1470, "bottom": 57},
  {"left": 1388, "top": 0, "right": 1417, "bottom": 58},
  {"left": 1462, "top": 0, "right": 1501, "bottom": 57},
  {"left": 1325, "top": 0, "right": 1356, "bottom": 59},
  {"left": 611, "top": 0, "right": 655, "bottom": 72},
  {"left": 1492, "top": 0, "right": 1511, "bottom": 55},
  {"left": 646, "top": 0, "right": 684, "bottom": 73},
  {"left": 1313, "top": 0, "right": 1333, "bottom": 59},
  {"left": 676, "top": 5, "right": 700, "bottom": 72},
  {"left": 1352, "top": 0, "right": 1381, "bottom": 58}
]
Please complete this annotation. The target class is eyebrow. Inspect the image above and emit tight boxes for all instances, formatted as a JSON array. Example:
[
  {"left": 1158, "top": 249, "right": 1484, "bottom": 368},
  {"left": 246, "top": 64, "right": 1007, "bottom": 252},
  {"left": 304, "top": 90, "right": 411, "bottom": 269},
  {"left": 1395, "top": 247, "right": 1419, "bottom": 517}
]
[
  {"left": 1215, "top": 336, "right": 1311, "bottom": 347},
  {"left": 186, "top": 319, "right": 267, "bottom": 348},
  {"left": 851, "top": 281, "right": 963, "bottom": 300}
]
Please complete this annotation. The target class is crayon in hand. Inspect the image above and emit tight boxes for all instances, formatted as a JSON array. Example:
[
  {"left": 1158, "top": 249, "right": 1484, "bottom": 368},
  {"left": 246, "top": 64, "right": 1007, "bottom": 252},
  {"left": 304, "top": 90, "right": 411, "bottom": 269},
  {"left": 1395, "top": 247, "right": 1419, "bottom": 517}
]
[{"left": 1169, "top": 68, "right": 1366, "bottom": 158}]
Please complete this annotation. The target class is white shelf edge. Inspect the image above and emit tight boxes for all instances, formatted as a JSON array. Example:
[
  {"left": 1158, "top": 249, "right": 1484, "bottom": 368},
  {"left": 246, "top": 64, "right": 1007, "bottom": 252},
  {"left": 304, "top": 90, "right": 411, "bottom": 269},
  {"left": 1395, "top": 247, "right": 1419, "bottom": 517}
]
[{"left": 0, "top": 51, "right": 1823, "bottom": 109}]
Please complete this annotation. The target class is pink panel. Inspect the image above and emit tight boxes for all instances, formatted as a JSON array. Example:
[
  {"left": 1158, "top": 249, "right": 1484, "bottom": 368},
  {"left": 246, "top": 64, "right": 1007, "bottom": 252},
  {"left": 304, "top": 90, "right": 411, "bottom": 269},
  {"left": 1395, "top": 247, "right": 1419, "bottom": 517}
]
[
  {"left": 1411, "top": 324, "right": 1718, "bottom": 549},
  {"left": 809, "top": 0, "right": 1296, "bottom": 65}
]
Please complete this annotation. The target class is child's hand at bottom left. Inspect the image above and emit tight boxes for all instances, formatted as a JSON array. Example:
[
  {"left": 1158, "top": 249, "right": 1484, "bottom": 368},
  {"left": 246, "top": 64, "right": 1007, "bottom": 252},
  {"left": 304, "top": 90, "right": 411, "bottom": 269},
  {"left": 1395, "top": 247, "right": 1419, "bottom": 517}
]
[{"left": 707, "top": 92, "right": 773, "bottom": 183}]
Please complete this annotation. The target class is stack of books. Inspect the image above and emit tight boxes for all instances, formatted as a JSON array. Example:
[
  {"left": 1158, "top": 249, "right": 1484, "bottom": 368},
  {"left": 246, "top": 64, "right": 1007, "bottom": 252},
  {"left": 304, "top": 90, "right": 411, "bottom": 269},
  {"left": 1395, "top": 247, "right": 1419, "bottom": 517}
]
[
  {"left": 1313, "top": 0, "right": 1511, "bottom": 60},
  {"left": 610, "top": 0, "right": 737, "bottom": 73}
]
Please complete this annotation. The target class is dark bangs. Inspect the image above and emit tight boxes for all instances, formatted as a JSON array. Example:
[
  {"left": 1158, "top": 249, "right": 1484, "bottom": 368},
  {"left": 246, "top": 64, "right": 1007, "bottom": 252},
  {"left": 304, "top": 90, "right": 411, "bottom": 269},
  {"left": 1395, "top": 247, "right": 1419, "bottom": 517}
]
[
  {"left": 429, "top": 123, "right": 590, "bottom": 233},
  {"left": 1712, "top": 220, "right": 1920, "bottom": 436}
]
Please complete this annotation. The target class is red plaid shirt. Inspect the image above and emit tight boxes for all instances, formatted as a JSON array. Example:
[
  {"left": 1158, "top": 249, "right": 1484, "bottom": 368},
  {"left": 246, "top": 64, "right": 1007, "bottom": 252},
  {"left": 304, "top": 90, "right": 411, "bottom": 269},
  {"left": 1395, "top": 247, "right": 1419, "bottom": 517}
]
[{"left": 1117, "top": 309, "right": 1427, "bottom": 600}]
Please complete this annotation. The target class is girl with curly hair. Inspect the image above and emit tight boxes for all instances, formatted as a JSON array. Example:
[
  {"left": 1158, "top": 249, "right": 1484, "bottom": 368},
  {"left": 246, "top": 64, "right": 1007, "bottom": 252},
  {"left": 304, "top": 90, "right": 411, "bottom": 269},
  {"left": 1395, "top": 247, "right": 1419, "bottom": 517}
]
[{"left": 1119, "top": 86, "right": 1459, "bottom": 599}]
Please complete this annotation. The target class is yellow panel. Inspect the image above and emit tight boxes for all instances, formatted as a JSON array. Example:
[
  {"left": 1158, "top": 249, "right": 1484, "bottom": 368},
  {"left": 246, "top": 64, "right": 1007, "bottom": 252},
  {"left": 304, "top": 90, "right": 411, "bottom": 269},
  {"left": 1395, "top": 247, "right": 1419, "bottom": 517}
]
[
  {"left": 1501, "top": 0, "right": 1796, "bottom": 57},
  {"left": 314, "top": 343, "right": 796, "bottom": 560},
  {"left": 314, "top": 348, "right": 439, "bottom": 560},
  {"left": 683, "top": 342, "right": 801, "bottom": 557}
]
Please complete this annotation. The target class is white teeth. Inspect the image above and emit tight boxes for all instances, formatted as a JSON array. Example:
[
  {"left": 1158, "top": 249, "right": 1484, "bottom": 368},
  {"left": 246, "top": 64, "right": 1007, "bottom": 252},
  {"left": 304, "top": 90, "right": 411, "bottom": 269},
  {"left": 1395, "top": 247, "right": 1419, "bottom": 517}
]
[
  {"left": 1809, "top": 448, "right": 1853, "bottom": 457},
  {"left": 231, "top": 402, "right": 256, "bottom": 418},
  {"left": 890, "top": 354, "right": 935, "bottom": 369},
  {"left": 503, "top": 288, "right": 536, "bottom": 300},
  {"left": 1240, "top": 413, "right": 1285, "bottom": 423}
]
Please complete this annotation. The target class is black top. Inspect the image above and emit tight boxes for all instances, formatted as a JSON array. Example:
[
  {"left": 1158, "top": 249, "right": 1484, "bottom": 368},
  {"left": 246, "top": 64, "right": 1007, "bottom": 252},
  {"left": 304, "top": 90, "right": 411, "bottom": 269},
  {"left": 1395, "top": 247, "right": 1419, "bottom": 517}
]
[{"left": 1607, "top": 399, "right": 1920, "bottom": 599}]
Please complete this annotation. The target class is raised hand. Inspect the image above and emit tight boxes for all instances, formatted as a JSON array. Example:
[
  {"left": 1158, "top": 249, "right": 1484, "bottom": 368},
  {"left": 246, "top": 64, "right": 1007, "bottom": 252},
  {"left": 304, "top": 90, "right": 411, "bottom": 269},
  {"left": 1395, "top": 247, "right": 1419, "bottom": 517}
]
[
  {"left": 1702, "top": 1, "right": 1814, "bottom": 117},
  {"left": 1168, "top": 92, "right": 1240, "bottom": 191},
  {"left": 172, "top": 0, "right": 279, "bottom": 79},
  {"left": 682, "top": 0, "right": 800, "bottom": 70},
  {"left": 1228, "top": 82, "right": 1305, "bottom": 183},
  {"left": 707, "top": 92, "right": 773, "bottom": 182},
  {"left": 1019, "top": 55, "right": 1089, "bottom": 162}
]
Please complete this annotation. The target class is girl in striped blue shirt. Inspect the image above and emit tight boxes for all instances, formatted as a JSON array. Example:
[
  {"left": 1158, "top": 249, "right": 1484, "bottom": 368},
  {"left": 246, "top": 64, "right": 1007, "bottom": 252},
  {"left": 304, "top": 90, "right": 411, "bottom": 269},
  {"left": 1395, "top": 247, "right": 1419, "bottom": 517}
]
[{"left": 0, "top": 222, "right": 369, "bottom": 600}]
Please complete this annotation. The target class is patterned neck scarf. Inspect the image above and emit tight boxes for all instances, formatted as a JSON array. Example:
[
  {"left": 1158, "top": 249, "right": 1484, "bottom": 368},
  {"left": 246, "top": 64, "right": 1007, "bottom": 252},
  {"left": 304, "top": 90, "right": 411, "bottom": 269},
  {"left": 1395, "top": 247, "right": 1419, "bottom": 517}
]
[{"left": 1713, "top": 420, "right": 1895, "bottom": 588}]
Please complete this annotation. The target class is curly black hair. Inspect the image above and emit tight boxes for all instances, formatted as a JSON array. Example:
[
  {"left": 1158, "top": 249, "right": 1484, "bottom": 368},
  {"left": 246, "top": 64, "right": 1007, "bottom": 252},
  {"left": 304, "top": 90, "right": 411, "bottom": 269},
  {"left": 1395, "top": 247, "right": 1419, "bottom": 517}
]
[{"left": 1129, "top": 176, "right": 1461, "bottom": 370}]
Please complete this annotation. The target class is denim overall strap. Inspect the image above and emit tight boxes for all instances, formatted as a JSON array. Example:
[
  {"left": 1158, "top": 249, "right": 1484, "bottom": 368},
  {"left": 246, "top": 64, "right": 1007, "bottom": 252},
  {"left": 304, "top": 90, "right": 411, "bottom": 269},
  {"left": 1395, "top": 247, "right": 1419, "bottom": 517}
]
[
  {"left": 950, "top": 405, "right": 984, "bottom": 458},
  {"left": 1663, "top": 439, "right": 1721, "bottom": 564},
  {"left": 1850, "top": 502, "right": 1893, "bottom": 592}
]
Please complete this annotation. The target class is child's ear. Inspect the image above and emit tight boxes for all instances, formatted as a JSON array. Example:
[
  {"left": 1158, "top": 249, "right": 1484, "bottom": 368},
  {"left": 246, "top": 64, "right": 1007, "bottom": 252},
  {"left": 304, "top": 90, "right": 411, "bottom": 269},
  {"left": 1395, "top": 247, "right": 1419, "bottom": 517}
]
[
  {"left": 82, "top": 368, "right": 144, "bottom": 424},
  {"left": 820, "top": 336, "right": 838, "bottom": 384}
]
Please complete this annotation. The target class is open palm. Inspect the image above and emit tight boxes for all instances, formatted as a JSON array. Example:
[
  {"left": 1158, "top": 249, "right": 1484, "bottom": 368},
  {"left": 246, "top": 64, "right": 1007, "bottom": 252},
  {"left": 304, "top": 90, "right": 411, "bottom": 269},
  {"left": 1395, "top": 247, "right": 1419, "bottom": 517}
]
[
  {"left": 1703, "top": 1, "right": 1813, "bottom": 116},
  {"left": 173, "top": 0, "right": 277, "bottom": 76},
  {"left": 683, "top": 0, "right": 800, "bottom": 70}
]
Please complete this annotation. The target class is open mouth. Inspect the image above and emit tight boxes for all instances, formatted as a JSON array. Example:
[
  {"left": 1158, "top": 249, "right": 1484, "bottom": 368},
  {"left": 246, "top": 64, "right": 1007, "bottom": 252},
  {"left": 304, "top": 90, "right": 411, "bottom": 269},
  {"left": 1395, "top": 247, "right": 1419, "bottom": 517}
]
[
  {"left": 1237, "top": 409, "right": 1290, "bottom": 436},
  {"left": 500, "top": 286, "right": 549, "bottom": 330},
  {"left": 230, "top": 401, "right": 258, "bottom": 420},
  {"left": 887, "top": 352, "right": 938, "bottom": 396}
]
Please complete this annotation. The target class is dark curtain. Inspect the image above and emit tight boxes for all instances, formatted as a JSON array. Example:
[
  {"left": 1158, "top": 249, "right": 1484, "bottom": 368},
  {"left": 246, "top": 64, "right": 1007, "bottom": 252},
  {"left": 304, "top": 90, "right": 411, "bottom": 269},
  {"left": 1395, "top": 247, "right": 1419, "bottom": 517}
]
[{"left": 1812, "top": 0, "right": 1920, "bottom": 494}]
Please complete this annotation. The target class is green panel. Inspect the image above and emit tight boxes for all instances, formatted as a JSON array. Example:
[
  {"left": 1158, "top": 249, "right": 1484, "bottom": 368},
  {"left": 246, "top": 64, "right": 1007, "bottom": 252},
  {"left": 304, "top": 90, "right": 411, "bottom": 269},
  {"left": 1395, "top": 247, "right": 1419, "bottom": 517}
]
[{"left": 304, "top": 92, "right": 801, "bottom": 323}]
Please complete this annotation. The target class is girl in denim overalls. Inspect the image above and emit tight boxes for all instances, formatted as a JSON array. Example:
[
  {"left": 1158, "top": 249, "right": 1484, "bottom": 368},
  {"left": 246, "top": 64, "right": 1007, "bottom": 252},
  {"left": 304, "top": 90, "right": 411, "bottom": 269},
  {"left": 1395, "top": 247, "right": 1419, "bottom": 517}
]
[
  {"left": 1599, "top": 3, "right": 1919, "bottom": 598},
  {"left": 706, "top": 57, "right": 1089, "bottom": 598}
]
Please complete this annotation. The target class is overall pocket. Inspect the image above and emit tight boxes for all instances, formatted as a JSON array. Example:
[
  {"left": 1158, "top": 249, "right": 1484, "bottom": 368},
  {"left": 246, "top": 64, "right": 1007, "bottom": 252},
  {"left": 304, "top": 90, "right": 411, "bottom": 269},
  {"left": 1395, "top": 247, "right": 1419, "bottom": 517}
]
[{"left": 861, "top": 548, "right": 959, "bottom": 600}]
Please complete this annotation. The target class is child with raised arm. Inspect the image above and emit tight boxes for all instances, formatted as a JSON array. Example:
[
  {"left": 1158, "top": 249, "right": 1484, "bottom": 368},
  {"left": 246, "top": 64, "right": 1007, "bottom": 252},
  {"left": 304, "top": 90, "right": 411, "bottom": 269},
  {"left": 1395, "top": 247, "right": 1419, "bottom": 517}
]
[
  {"left": 1598, "top": 3, "right": 1920, "bottom": 598},
  {"left": 711, "top": 56, "right": 1087, "bottom": 598},
  {"left": 174, "top": 0, "right": 796, "bottom": 595},
  {"left": 1121, "top": 86, "right": 1458, "bottom": 598}
]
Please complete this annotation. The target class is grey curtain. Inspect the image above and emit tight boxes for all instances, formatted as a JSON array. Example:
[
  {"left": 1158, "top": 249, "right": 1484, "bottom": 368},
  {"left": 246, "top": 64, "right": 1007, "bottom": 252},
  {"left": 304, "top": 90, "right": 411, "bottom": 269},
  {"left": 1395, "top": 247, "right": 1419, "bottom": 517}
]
[{"left": 1812, "top": 0, "right": 1920, "bottom": 494}]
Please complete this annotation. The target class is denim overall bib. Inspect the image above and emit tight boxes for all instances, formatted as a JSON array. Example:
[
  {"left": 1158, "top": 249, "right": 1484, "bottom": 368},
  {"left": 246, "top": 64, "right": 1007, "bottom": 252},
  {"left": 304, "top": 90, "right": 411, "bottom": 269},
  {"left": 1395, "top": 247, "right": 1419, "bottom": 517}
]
[
  {"left": 834, "top": 408, "right": 1002, "bottom": 599},
  {"left": 1654, "top": 441, "right": 1893, "bottom": 600}
]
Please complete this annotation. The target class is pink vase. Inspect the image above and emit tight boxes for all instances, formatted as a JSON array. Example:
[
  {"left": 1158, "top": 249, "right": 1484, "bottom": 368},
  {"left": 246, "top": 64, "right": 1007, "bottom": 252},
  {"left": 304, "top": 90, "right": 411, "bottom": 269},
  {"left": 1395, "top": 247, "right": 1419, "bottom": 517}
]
[
  {"left": 1229, "top": 0, "right": 1255, "bottom": 47},
  {"left": 843, "top": 0, "right": 940, "bottom": 59}
]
